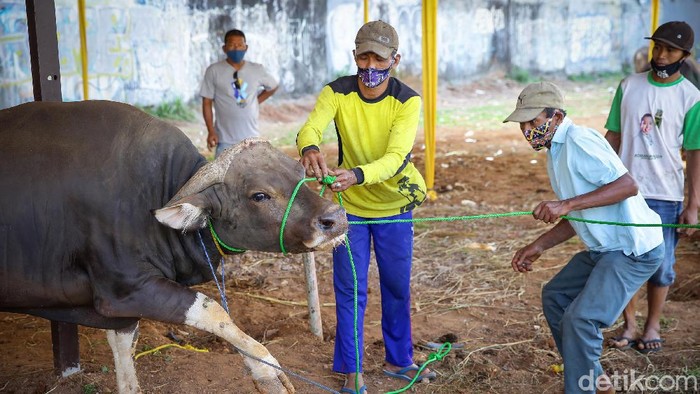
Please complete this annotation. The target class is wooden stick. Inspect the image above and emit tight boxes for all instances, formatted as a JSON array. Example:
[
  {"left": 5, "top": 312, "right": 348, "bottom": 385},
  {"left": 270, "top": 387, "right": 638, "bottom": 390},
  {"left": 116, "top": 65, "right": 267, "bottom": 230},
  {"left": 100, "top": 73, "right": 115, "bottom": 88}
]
[
  {"left": 232, "top": 291, "right": 335, "bottom": 308},
  {"left": 303, "top": 252, "right": 324, "bottom": 339}
]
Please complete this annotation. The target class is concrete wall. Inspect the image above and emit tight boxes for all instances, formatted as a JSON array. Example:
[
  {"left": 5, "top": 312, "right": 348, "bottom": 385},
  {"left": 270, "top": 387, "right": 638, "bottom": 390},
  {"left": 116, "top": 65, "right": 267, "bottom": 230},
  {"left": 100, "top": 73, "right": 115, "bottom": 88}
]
[
  {"left": 0, "top": 0, "right": 695, "bottom": 110},
  {"left": 0, "top": 0, "right": 326, "bottom": 108}
]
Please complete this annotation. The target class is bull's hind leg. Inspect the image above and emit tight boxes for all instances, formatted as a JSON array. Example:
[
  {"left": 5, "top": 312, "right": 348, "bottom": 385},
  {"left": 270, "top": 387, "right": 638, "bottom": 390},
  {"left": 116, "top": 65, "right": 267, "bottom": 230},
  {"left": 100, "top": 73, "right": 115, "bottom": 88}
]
[
  {"left": 185, "top": 292, "right": 295, "bottom": 394},
  {"left": 106, "top": 322, "right": 142, "bottom": 394}
]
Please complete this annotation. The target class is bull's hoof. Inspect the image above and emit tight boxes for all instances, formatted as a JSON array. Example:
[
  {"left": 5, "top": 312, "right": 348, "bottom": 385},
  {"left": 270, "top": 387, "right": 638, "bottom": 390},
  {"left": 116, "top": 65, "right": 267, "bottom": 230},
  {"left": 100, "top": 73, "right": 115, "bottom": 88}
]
[{"left": 253, "top": 372, "right": 295, "bottom": 394}]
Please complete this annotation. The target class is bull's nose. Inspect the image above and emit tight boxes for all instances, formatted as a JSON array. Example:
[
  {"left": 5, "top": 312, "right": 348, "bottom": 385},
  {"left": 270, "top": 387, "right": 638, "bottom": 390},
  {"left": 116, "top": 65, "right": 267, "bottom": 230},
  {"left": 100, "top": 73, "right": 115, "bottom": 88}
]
[{"left": 317, "top": 205, "right": 348, "bottom": 233}]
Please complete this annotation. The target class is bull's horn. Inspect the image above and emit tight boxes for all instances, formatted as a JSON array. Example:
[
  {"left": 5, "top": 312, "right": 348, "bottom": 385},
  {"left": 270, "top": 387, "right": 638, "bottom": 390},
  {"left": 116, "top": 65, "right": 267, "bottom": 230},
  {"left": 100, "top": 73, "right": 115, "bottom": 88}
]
[{"left": 166, "top": 138, "right": 269, "bottom": 206}]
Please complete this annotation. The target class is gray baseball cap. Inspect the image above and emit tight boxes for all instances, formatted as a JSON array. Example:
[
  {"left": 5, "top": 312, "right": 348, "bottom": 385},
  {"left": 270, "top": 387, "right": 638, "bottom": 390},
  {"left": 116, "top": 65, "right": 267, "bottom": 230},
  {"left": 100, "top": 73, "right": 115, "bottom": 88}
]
[{"left": 355, "top": 20, "right": 399, "bottom": 58}]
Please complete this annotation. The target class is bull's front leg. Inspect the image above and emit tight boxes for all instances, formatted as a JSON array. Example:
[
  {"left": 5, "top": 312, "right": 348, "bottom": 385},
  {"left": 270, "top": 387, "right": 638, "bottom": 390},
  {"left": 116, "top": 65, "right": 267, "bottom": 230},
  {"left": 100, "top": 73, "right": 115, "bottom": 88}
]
[
  {"left": 185, "top": 292, "right": 295, "bottom": 394},
  {"left": 106, "top": 321, "right": 141, "bottom": 394}
]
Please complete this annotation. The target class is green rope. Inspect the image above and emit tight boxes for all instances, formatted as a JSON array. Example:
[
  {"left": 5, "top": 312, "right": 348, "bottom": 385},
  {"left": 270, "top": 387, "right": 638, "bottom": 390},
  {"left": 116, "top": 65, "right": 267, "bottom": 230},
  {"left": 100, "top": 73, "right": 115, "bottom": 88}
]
[
  {"left": 279, "top": 175, "right": 337, "bottom": 254},
  {"left": 386, "top": 343, "right": 452, "bottom": 394},
  {"left": 343, "top": 232, "right": 361, "bottom": 393},
  {"left": 328, "top": 184, "right": 449, "bottom": 394},
  {"left": 349, "top": 212, "right": 700, "bottom": 229},
  {"left": 207, "top": 219, "right": 245, "bottom": 253},
  {"left": 560, "top": 215, "right": 699, "bottom": 228},
  {"left": 207, "top": 175, "right": 338, "bottom": 256},
  {"left": 350, "top": 211, "right": 532, "bottom": 225}
]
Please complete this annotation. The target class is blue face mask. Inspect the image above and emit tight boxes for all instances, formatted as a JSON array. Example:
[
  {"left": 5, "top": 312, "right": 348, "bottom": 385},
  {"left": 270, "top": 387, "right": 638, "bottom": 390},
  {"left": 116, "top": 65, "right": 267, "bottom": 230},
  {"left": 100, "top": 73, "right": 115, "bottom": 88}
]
[{"left": 226, "top": 50, "right": 246, "bottom": 63}]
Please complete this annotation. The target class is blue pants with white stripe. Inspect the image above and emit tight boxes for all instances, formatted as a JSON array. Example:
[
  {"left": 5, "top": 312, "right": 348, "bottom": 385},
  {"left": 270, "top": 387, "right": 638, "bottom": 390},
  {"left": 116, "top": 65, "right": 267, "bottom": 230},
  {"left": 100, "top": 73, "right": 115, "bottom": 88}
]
[{"left": 332, "top": 211, "right": 415, "bottom": 373}]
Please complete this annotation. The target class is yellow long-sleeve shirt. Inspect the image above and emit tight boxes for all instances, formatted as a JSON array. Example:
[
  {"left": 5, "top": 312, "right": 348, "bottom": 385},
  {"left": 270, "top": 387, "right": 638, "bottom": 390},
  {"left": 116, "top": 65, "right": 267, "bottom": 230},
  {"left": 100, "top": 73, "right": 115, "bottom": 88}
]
[{"left": 297, "top": 76, "right": 426, "bottom": 218}]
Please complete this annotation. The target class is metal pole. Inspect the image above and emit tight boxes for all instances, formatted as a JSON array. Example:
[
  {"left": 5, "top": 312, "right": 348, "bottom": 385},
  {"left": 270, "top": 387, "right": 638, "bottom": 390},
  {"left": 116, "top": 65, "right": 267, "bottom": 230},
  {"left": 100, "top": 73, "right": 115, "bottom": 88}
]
[{"left": 25, "top": 0, "right": 81, "bottom": 377}]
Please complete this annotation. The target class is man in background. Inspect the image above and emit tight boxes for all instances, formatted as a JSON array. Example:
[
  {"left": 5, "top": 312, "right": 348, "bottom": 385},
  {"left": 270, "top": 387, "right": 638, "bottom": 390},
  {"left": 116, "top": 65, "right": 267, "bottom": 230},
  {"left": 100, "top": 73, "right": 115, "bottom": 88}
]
[
  {"left": 605, "top": 21, "right": 700, "bottom": 354},
  {"left": 200, "top": 29, "right": 278, "bottom": 157}
]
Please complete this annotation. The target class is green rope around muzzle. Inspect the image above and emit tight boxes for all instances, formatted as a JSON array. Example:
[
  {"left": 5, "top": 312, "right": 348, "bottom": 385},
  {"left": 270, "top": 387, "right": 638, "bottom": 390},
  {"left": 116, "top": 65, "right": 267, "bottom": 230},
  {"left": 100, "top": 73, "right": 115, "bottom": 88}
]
[
  {"left": 207, "top": 175, "right": 699, "bottom": 255},
  {"left": 278, "top": 175, "right": 339, "bottom": 254},
  {"left": 207, "top": 175, "right": 340, "bottom": 255}
]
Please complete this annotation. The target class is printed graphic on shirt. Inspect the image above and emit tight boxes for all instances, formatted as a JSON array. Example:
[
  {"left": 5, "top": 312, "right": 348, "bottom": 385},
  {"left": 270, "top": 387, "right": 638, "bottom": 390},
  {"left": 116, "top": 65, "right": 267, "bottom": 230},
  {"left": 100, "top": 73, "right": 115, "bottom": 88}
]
[
  {"left": 639, "top": 113, "right": 655, "bottom": 147},
  {"left": 397, "top": 175, "right": 426, "bottom": 213},
  {"left": 231, "top": 72, "right": 248, "bottom": 107},
  {"left": 633, "top": 110, "right": 663, "bottom": 161},
  {"left": 653, "top": 109, "right": 663, "bottom": 129}
]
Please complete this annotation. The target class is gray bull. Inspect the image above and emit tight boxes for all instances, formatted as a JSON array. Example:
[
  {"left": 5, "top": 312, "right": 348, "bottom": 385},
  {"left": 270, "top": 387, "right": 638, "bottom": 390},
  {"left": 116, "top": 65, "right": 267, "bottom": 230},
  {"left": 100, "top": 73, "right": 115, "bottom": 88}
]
[{"left": 0, "top": 100, "right": 347, "bottom": 393}]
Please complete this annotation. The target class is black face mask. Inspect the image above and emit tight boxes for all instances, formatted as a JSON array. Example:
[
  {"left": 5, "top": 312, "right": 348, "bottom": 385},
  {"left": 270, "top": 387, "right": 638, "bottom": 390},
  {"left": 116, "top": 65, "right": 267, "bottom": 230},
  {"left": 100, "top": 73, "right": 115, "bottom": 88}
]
[{"left": 650, "top": 58, "right": 684, "bottom": 79}]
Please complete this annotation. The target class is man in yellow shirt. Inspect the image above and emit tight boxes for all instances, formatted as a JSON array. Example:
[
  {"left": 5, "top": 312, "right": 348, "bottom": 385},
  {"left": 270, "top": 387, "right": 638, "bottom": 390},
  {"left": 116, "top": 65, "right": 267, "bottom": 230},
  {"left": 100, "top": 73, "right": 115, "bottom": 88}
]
[{"left": 296, "top": 20, "right": 431, "bottom": 394}]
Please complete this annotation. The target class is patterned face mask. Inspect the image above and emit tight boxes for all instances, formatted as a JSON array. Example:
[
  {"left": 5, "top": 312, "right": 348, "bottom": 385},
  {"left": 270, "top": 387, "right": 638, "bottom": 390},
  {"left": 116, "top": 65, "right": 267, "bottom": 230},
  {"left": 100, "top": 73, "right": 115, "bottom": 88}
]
[
  {"left": 523, "top": 118, "right": 557, "bottom": 151},
  {"left": 357, "top": 58, "right": 395, "bottom": 88}
]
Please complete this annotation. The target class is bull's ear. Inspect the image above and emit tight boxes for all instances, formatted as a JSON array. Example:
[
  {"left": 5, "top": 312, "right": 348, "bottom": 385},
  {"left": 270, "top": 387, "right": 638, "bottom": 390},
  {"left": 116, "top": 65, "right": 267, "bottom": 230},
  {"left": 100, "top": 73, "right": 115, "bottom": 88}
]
[{"left": 154, "top": 195, "right": 209, "bottom": 231}]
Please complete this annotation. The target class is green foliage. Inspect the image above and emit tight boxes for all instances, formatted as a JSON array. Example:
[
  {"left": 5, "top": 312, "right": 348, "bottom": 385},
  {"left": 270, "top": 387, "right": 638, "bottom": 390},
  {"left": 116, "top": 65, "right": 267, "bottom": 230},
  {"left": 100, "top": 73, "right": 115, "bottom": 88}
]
[
  {"left": 414, "top": 221, "right": 432, "bottom": 231},
  {"left": 271, "top": 122, "right": 337, "bottom": 147},
  {"left": 567, "top": 71, "right": 625, "bottom": 84},
  {"left": 659, "top": 316, "right": 675, "bottom": 330},
  {"left": 621, "top": 63, "right": 633, "bottom": 76},
  {"left": 270, "top": 126, "right": 303, "bottom": 147},
  {"left": 139, "top": 98, "right": 196, "bottom": 122},
  {"left": 432, "top": 105, "right": 511, "bottom": 129},
  {"left": 686, "top": 365, "right": 700, "bottom": 377},
  {"left": 82, "top": 383, "right": 97, "bottom": 394},
  {"left": 507, "top": 66, "right": 536, "bottom": 83},
  {"left": 332, "top": 64, "right": 354, "bottom": 81},
  {"left": 101, "top": 365, "right": 110, "bottom": 373}
]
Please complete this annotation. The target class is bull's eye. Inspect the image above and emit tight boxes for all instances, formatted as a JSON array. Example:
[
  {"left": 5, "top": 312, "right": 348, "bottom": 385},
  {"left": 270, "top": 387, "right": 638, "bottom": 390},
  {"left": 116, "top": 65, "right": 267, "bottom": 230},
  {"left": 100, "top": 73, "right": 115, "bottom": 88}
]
[{"left": 251, "top": 192, "right": 270, "bottom": 202}]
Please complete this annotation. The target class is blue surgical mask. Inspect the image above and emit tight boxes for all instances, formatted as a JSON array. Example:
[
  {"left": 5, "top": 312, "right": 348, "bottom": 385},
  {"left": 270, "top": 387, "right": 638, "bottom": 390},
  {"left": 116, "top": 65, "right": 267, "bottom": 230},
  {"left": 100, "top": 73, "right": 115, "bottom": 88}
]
[
  {"left": 357, "top": 58, "right": 395, "bottom": 88},
  {"left": 226, "top": 50, "right": 246, "bottom": 64}
]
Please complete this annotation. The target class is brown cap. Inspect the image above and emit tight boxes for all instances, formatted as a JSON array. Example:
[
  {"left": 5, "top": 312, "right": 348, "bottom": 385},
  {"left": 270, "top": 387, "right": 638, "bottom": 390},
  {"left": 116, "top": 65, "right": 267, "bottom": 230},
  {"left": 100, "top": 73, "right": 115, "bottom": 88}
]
[
  {"left": 645, "top": 21, "right": 694, "bottom": 53},
  {"left": 503, "top": 81, "right": 565, "bottom": 123},
  {"left": 355, "top": 20, "right": 399, "bottom": 58}
]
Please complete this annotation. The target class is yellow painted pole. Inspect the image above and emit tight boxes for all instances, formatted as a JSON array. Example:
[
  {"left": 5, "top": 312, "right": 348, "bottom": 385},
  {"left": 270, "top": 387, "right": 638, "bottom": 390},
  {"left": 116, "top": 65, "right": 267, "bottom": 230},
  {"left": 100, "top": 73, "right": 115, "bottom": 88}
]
[
  {"left": 421, "top": 0, "right": 438, "bottom": 200},
  {"left": 363, "top": 0, "right": 368, "bottom": 23},
  {"left": 78, "top": 0, "right": 89, "bottom": 99},
  {"left": 648, "top": 0, "right": 659, "bottom": 61}
]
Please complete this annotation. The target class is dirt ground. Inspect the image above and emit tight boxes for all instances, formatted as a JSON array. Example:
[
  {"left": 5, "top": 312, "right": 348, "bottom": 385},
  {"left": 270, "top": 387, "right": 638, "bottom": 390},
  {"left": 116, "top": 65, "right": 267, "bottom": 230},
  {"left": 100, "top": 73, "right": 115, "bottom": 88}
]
[{"left": 1, "top": 75, "right": 699, "bottom": 394}]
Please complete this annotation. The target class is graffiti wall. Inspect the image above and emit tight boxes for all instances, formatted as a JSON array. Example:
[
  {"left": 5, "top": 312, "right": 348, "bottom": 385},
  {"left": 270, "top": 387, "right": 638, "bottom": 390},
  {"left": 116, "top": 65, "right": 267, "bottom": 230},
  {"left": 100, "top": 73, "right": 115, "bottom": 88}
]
[
  {"left": 0, "top": 0, "right": 686, "bottom": 109},
  {"left": 0, "top": 0, "right": 326, "bottom": 108},
  {"left": 0, "top": 1, "right": 34, "bottom": 106}
]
